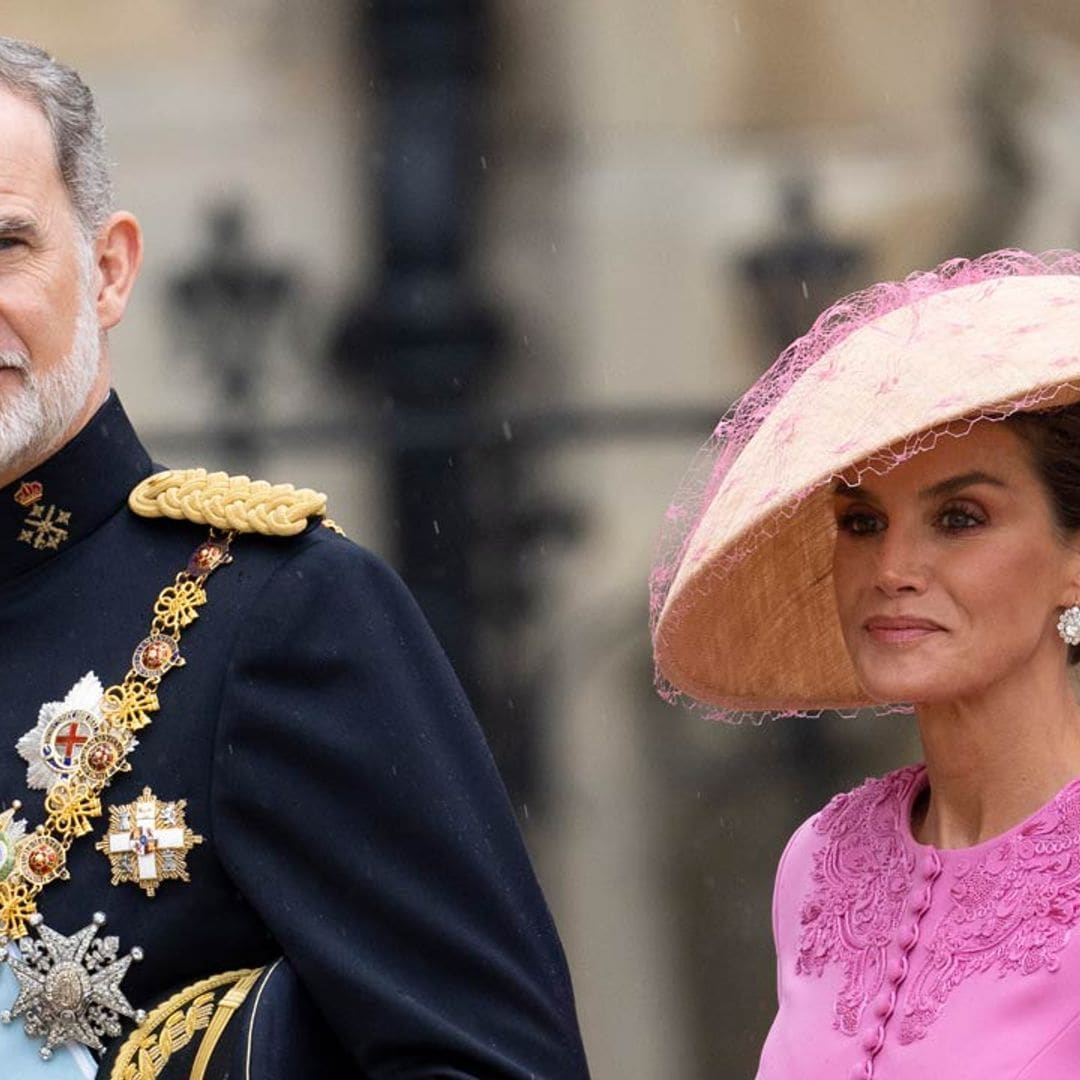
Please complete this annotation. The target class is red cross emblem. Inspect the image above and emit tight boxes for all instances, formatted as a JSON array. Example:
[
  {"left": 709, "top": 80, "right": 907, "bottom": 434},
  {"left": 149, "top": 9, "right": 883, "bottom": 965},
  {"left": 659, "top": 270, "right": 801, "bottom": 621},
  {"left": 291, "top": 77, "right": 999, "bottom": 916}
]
[{"left": 42, "top": 709, "right": 97, "bottom": 770}]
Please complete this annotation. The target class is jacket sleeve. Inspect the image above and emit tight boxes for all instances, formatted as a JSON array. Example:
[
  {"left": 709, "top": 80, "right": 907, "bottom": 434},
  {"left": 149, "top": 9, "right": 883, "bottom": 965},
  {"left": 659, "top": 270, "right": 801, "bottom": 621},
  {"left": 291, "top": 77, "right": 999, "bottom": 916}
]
[{"left": 209, "top": 535, "right": 589, "bottom": 1079}]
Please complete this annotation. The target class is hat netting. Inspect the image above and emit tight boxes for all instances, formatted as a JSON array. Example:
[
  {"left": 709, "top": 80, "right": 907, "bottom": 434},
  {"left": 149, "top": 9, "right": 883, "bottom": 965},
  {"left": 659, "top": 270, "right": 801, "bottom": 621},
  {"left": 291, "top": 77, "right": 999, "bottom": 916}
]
[{"left": 650, "top": 248, "right": 1080, "bottom": 723}]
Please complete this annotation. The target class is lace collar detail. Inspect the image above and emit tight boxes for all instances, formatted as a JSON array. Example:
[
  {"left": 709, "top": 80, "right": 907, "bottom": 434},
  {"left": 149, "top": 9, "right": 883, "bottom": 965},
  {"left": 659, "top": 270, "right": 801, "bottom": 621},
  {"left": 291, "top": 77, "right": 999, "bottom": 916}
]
[
  {"left": 796, "top": 766, "right": 1080, "bottom": 1043},
  {"left": 796, "top": 766, "right": 921, "bottom": 1034}
]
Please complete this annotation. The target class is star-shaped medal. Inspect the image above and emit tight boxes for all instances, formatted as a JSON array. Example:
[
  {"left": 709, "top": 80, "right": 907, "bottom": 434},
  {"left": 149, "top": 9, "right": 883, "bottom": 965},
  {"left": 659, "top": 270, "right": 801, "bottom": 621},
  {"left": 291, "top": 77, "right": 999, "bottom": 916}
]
[
  {"left": 17, "top": 673, "right": 108, "bottom": 791},
  {"left": 0, "top": 912, "right": 145, "bottom": 1059},
  {"left": 97, "top": 788, "right": 204, "bottom": 897}
]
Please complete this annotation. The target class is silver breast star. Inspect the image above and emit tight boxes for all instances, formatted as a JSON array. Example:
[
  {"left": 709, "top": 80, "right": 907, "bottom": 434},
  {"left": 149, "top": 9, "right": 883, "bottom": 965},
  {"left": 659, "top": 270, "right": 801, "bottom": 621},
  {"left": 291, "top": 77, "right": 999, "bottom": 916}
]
[{"left": 0, "top": 911, "right": 145, "bottom": 1059}]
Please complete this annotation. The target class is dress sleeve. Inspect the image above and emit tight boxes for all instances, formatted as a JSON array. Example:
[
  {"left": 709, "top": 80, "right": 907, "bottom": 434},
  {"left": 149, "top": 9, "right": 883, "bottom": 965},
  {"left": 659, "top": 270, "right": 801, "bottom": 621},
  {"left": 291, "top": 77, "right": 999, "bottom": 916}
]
[
  {"left": 770, "top": 814, "right": 818, "bottom": 1004},
  {"left": 209, "top": 537, "right": 589, "bottom": 1079}
]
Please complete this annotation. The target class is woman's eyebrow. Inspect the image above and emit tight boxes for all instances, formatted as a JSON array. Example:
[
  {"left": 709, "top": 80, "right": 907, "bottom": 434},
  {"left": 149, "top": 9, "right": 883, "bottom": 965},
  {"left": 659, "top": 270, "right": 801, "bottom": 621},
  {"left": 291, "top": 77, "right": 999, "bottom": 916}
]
[{"left": 920, "top": 471, "right": 1007, "bottom": 499}]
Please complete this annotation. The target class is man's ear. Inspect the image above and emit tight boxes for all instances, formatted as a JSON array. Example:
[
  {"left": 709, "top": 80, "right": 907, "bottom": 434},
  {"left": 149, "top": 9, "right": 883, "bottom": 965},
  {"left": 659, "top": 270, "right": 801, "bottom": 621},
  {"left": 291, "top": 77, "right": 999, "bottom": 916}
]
[{"left": 94, "top": 211, "right": 143, "bottom": 331}]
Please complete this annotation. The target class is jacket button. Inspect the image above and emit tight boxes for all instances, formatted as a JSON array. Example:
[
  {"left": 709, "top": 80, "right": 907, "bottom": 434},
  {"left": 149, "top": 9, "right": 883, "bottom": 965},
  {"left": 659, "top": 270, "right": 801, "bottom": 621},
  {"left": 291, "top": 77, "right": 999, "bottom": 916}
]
[
  {"left": 871, "top": 992, "right": 892, "bottom": 1019},
  {"left": 886, "top": 957, "right": 907, "bottom": 983},
  {"left": 860, "top": 1027, "right": 883, "bottom": 1053},
  {"left": 849, "top": 1061, "right": 872, "bottom": 1080},
  {"left": 898, "top": 924, "right": 918, "bottom": 950}
]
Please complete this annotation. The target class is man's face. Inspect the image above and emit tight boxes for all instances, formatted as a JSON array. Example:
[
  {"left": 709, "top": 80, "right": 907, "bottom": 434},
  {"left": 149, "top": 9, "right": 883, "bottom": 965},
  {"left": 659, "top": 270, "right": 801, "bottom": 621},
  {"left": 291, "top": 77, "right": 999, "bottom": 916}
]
[{"left": 0, "top": 86, "right": 104, "bottom": 480}]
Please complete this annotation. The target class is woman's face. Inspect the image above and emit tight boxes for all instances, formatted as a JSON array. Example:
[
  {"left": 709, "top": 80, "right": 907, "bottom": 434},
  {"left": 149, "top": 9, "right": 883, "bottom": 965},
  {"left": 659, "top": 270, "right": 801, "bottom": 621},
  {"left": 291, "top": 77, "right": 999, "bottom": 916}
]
[{"left": 831, "top": 421, "right": 1080, "bottom": 705}]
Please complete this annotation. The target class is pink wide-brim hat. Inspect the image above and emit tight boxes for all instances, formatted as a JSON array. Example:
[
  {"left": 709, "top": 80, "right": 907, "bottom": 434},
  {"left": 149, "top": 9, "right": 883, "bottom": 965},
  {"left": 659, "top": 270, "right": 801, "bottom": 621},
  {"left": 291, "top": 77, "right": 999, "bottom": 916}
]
[{"left": 651, "top": 250, "right": 1080, "bottom": 717}]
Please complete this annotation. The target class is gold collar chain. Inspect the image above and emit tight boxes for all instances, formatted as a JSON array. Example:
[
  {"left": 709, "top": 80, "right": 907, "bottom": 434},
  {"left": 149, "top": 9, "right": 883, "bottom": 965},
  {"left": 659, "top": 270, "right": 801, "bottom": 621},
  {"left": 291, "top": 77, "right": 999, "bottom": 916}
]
[{"left": 0, "top": 530, "right": 235, "bottom": 942}]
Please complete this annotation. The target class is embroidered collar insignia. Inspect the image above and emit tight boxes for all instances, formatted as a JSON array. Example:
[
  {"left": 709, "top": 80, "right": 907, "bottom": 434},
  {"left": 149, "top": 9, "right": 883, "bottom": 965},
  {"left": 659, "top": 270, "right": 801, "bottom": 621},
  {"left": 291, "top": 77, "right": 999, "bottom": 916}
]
[{"left": 14, "top": 483, "right": 71, "bottom": 552}]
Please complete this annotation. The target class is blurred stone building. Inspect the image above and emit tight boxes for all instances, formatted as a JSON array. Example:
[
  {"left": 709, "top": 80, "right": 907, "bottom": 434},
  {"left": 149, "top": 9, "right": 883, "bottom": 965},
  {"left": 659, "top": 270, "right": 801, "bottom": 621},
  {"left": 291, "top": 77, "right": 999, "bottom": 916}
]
[{"left": 7, "top": 2, "right": 1080, "bottom": 1077}]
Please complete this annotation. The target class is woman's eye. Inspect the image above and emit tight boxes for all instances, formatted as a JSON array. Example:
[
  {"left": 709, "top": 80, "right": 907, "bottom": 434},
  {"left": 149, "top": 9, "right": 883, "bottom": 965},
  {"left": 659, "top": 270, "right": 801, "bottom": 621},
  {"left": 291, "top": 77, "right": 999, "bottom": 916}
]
[
  {"left": 937, "top": 506, "right": 984, "bottom": 531},
  {"left": 837, "top": 510, "right": 884, "bottom": 535}
]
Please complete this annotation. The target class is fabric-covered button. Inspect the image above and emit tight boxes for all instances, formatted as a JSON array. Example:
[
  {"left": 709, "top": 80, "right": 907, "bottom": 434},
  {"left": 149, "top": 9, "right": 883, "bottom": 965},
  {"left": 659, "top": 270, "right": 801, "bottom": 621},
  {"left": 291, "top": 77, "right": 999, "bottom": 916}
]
[
  {"left": 921, "top": 851, "right": 941, "bottom": 878},
  {"left": 871, "top": 992, "right": 892, "bottom": 1019},
  {"left": 849, "top": 1062, "right": 871, "bottom": 1080},
  {"left": 860, "top": 1027, "right": 883, "bottom": 1053},
  {"left": 898, "top": 924, "right": 918, "bottom": 950},
  {"left": 907, "top": 894, "right": 928, "bottom": 918},
  {"left": 886, "top": 956, "right": 907, "bottom": 984}
]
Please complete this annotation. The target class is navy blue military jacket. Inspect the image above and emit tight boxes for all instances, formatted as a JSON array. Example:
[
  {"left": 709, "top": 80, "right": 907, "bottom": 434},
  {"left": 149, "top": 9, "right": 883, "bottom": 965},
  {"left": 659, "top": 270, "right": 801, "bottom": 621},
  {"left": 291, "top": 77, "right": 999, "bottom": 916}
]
[{"left": 0, "top": 395, "right": 589, "bottom": 1078}]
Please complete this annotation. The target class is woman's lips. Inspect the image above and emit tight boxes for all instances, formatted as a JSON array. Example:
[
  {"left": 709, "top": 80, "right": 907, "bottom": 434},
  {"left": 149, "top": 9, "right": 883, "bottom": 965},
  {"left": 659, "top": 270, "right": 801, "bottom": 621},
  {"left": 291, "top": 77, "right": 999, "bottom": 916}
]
[{"left": 864, "top": 617, "right": 943, "bottom": 644}]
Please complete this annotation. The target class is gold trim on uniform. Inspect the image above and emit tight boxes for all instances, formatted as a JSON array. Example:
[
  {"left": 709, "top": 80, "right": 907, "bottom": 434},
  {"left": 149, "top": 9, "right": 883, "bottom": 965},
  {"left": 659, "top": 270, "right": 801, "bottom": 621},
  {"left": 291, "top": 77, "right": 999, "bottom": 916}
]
[
  {"left": 129, "top": 469, "right": 327, "bottom": 536},
  {"left": 109, "top": 967, "right": 263, "bottom": 1080}
]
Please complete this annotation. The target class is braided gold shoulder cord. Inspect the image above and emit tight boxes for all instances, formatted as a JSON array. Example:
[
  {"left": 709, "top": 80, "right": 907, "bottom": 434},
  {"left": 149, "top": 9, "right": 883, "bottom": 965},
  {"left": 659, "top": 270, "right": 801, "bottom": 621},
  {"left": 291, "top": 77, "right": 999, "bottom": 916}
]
[{"left": 0, "top": 530, "right": 235, "bottom": 942}]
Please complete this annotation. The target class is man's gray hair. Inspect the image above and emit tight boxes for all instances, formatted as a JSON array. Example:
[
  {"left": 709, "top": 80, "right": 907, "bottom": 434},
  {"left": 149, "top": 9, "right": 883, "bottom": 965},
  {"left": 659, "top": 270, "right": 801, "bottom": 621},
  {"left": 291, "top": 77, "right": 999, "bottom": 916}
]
[{"left": 0, "top": 37, "right": 112, "bottom": 239}]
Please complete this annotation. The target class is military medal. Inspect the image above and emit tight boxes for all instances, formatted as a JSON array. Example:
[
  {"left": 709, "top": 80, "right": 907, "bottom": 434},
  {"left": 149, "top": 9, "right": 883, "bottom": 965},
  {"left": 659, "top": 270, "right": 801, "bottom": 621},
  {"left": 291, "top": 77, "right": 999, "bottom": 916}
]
[
  {"left": 0, "top": 911, "right": 145, "bottom": 1059},
  {"left": 97, "top": 788, "right": 203, "bottom": 897},
  {"left": 16, "top": 672, "right": 114, "bottom": 791},
  {"left": 0, "top": 531, "right": 237, "bottom": 1065},
  {"left": 0, "top": 474, "right": 327, "bottom": 1061}
]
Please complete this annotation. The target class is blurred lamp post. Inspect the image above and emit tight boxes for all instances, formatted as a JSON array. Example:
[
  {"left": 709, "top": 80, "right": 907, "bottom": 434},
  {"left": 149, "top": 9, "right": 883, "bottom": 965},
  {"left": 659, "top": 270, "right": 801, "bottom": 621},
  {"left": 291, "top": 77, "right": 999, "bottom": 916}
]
[
  {"left": 739, "top": 177, "right": 867, "bottom": 796},
  {"left": 169, "top": 202, "right": 295, "bottom": 472},
  {"left": 740, "top": 177, "right": 864, "bottom": 360}
]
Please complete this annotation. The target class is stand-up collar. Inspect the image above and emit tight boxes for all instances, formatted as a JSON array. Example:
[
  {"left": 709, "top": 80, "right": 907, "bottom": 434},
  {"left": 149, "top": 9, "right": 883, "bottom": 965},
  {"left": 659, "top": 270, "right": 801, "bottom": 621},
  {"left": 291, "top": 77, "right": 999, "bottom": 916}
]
[{"left": 0, "top": 394, "right": 151, "bottom": 585}]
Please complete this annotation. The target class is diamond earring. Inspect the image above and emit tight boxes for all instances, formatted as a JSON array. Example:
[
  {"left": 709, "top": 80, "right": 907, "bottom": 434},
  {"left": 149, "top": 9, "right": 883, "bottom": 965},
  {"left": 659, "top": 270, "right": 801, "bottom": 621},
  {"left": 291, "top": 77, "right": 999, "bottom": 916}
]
[{"left": 1058, "top": 605, "right": 1080, "bottom": 646}]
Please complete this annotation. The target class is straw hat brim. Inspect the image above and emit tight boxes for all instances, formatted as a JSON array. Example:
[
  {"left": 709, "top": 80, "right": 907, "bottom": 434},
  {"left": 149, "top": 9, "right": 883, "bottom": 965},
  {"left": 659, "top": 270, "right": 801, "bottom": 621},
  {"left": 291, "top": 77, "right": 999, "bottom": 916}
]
[{"left": 654, "top": 274, "right": 1080, "bottom": 712}]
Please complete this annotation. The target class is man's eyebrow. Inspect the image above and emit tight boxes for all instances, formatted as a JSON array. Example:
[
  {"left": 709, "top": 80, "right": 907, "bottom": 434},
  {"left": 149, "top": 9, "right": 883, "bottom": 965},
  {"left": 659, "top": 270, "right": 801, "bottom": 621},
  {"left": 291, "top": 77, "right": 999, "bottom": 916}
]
[
  {"left": 0, "top": 214, "right": 38, "bottom": 235},
  {"left": 832, "top": 470, "right": 1007, "bottom": 501}
]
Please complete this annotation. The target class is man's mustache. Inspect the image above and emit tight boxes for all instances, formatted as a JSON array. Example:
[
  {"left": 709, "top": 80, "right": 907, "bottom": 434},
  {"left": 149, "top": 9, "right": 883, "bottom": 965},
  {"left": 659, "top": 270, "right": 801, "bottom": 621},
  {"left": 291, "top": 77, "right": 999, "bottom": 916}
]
[{"left": 0, "top": 352, "right": 29, "bottom": 373}]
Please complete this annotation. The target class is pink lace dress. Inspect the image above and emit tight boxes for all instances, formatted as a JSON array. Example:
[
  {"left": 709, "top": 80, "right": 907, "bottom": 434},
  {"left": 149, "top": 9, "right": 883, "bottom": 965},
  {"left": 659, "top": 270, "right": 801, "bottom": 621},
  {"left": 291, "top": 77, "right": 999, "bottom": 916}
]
[{"left": 757, "top": 766, "right": 1080, "bottom": 1079}]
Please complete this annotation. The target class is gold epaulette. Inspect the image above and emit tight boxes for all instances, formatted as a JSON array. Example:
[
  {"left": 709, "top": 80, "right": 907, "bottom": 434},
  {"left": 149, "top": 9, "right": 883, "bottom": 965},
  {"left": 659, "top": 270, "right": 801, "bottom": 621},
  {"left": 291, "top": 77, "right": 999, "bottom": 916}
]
[{"left": 129, "top": 469, "right": 341, "bottom": 538}]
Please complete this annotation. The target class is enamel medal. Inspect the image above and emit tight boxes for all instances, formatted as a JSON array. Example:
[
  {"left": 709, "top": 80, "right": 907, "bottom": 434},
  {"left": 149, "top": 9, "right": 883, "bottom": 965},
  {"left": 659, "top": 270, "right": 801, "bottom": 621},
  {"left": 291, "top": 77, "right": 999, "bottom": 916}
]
[
  {"left": 0, "top": 522, "right": 245, "bottom": 1065},
  {"left": 97, "top": 788, "right": 203, "bottom": 897},
  {"left": 16, "top": 673, "right": 135, "bottom": 792}
]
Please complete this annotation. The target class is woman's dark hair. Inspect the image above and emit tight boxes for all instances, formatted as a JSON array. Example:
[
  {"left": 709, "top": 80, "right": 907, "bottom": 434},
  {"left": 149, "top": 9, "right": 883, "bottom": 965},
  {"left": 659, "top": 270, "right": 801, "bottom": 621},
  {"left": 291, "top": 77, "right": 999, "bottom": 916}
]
[{"left": 1005, "top": 402, "right": 1080, "bottom": 664}]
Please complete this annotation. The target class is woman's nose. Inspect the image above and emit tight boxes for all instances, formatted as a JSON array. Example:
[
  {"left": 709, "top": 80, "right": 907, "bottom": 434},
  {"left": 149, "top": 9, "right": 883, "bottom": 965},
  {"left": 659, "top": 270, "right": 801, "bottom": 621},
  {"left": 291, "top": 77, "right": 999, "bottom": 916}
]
[{"left": 874, "top": 528, "right": 929, "bottom": 597}]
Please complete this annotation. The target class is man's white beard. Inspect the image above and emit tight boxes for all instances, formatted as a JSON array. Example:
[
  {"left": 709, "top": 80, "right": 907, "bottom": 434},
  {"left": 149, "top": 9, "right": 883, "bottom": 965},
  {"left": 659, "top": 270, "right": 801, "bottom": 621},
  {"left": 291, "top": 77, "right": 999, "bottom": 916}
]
[{"left": 0, "top": 271, "right": 101, "bottom": 478}]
